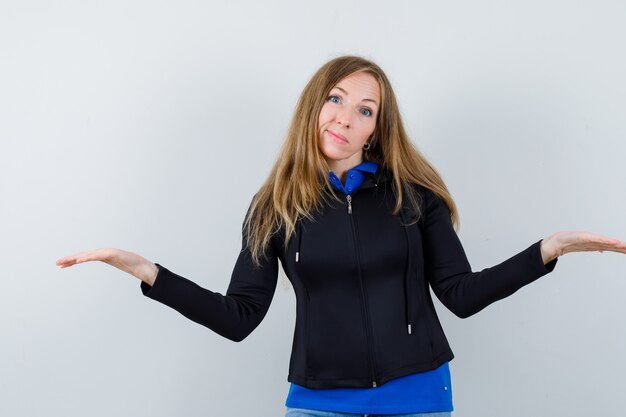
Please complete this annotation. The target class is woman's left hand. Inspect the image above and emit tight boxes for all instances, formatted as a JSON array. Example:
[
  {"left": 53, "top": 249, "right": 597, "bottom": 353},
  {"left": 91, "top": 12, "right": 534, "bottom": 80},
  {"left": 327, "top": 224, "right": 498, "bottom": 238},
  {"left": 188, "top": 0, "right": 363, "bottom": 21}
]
[{"left": 540, "top": 231, "right": 626, "bottom": 264}]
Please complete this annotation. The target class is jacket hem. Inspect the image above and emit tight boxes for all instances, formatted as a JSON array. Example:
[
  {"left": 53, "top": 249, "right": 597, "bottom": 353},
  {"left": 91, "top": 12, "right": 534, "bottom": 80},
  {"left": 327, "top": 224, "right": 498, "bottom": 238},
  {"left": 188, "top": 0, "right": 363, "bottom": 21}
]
[{"left": 287, "top": 350, "right": 454, "bottom": 389}]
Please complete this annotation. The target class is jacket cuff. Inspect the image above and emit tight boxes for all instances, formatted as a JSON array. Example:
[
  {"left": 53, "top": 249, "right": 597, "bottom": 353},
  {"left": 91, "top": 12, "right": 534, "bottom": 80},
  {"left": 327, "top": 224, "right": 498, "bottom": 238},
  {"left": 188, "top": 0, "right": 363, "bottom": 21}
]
[
  {"left": 533, "top": 239, "right": 558, "bottom": 274},
  {"left": 140, "top": 263, "right": 166, "bottom": 299}
]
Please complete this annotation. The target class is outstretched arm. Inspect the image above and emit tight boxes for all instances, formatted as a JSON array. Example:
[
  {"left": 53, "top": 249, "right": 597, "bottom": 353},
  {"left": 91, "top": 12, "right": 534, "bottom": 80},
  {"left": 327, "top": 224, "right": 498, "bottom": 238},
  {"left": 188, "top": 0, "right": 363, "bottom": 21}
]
[
  {"left": 420, "top": 189, "right": 626, "bottom": 318},
  {"left": 56, "top": 216, "right": 280, "bottom": 342}
]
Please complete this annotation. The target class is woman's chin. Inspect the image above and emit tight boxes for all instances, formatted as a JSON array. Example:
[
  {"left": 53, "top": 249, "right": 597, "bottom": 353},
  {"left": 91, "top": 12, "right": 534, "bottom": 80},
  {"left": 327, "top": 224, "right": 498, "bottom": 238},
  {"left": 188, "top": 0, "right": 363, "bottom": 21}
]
[{"left": 320, "top": 144, "right": 356, "bottom": 161}]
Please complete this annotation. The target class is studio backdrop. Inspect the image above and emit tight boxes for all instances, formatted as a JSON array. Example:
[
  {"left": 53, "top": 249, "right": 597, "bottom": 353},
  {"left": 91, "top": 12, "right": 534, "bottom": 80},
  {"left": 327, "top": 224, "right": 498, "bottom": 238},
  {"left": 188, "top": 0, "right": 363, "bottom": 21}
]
[{"left": 1, "top": 1, "right": 625, "bottom": 416}]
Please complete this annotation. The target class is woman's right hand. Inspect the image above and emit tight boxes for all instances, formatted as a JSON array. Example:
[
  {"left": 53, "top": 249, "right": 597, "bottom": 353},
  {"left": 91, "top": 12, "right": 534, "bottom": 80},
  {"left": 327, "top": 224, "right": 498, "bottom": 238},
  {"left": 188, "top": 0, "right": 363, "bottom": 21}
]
[{"left": 56, "top": 248, "right": 159, "bottom": 286}]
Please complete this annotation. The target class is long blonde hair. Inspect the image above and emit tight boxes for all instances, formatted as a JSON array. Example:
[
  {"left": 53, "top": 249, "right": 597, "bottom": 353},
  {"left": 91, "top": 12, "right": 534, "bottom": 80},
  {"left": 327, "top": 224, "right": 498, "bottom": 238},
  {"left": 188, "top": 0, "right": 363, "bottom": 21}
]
[{"left": 244, "top": 55, "right": 459, "bottom": 266}]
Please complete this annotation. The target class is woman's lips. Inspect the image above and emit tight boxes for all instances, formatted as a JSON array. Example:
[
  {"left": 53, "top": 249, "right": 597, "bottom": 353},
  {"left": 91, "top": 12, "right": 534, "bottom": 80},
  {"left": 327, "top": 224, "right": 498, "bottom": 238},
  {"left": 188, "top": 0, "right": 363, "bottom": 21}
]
[{"left": 327, "top": 129, "right": 348, "bottom": 144}]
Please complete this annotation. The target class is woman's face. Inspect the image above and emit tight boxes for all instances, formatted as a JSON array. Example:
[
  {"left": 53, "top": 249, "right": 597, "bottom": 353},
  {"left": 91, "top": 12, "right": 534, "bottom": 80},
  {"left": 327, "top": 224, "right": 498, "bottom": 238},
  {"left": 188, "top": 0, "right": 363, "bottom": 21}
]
[{"left": 318, "top": 71, "right": 380, "bottom": 170}]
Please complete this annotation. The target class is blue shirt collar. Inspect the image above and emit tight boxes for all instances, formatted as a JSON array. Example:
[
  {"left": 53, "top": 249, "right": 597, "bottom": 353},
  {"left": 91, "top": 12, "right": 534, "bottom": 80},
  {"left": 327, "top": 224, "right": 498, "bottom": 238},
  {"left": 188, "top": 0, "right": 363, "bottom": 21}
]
[
  {"left": 328, "top": 161, "right": 379, "bottom": 196},
  {"left": 350, "top": 160, "right": 378, "bottom": 174}
]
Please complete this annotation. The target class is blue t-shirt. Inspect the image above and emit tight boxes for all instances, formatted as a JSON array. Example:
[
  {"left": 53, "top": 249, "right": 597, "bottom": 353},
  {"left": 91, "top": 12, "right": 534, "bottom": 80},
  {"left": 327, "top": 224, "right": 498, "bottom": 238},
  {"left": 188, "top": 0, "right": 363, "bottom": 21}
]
[{"left": 285, "top": 161, "right": 454, "bottom": 414}]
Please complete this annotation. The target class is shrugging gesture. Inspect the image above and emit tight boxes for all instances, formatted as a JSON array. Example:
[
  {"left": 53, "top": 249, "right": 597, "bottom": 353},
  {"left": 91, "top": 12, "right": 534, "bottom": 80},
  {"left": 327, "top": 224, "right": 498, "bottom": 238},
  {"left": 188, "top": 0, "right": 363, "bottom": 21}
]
[
  {"left": 56, "top": 231, "right": 626, "bottom": 283},
  {"left": 55, "top": 55, "right": 626, "bottom": 411}
]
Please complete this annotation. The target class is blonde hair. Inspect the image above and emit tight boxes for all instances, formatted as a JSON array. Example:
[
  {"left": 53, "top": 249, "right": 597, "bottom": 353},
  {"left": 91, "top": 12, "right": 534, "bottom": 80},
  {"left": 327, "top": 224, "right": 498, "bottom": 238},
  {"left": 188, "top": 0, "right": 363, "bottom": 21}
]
[{"left": 244, "top": 55, "right": 459, "bottom": 266}]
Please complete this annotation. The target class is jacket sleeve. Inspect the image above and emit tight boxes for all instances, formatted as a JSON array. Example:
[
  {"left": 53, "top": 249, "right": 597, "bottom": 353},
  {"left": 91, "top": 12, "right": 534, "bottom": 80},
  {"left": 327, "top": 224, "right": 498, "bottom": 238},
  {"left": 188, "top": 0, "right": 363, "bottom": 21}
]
[
  {"left": 139, "top": 215, "right": 279, "bottom": 342},
  {"left": 420, "top": 188, "right": 558, "bottom": 319}
]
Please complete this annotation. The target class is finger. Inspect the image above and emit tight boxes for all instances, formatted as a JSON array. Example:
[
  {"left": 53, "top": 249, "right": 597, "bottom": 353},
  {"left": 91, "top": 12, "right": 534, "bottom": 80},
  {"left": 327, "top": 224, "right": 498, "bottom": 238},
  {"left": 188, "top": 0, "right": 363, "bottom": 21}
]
[
  {"left": 87, "top": 248, "right": 112, "bottom": 260},
  {"left": 56, "top": 255, "right": 73, "bottom": 264},
  {"left": 56, "top": 255, "right": 86, "bottom": 266},
  {"left": 574, "top": 232, "right": 624, "bottom": 249},
  {"left": 598, "top": 240, "right": 626, "bottom": 250},
  {"left": 56, "top": 249, "right": 107, "bottom": 266},
  {"left": 591, "top": 234, "right": 625, "bottom": 245},
  {"left": 576, "top": 230, "right": 618, "bottom": 242},
  {"left": 57, "top": 251, "right": 90, "bottom": 263},
  {"left": 74, "top": 249, "right": 115, "bottom": 264},
  {"left": 583, "top": 234, "right": 620, "bottom": 245},
  {"left": 56, "top": 256, "right": 76, "bottom": 265},
  {"left": 578, "top": 242, "right": 626, "bottom": 254}
]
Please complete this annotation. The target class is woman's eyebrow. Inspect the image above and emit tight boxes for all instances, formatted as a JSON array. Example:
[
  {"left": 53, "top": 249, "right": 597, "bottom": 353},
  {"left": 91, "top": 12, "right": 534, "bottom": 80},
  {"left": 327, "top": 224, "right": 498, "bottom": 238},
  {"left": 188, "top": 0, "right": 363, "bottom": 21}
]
[{"left": 332, "top": 86, "right": 379, "bottom": 107}]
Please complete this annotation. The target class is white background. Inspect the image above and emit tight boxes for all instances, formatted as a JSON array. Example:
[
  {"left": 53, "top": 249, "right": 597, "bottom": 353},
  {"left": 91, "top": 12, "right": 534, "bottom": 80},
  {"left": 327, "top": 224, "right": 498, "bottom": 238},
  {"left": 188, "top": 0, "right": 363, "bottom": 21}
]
[{"left": 1, "top": 1, "right": 625, "bottom": 416}]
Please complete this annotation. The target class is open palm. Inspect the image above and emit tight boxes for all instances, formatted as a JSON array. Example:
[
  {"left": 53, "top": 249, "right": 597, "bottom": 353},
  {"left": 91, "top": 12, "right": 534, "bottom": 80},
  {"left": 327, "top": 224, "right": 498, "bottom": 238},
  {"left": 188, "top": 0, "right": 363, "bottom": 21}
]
[{"left": 56, "top": 248, "right": 158, "bottom": 284}]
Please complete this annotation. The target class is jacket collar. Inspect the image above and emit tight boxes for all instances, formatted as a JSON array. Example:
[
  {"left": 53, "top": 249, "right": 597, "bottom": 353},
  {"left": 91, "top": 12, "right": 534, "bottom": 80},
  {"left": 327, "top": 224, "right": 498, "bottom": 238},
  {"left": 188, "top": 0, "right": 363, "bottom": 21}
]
[{"left": 360, "top": 164, "right": 393, "bottom": 189}]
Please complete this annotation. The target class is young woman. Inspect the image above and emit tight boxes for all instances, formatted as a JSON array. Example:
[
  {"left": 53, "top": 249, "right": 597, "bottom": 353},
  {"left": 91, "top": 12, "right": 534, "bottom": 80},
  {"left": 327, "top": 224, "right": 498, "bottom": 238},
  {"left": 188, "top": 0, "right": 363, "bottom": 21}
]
[{"left": 56, "top": 56, "right": 626, "bottom": 417}]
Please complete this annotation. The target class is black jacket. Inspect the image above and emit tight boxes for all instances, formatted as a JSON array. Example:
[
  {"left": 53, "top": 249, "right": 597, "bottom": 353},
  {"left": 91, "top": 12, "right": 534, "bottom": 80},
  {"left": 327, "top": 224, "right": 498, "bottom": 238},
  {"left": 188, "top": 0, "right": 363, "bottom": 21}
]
[{"left": 140, "top": 167, "right": 558, "bottom": 389}]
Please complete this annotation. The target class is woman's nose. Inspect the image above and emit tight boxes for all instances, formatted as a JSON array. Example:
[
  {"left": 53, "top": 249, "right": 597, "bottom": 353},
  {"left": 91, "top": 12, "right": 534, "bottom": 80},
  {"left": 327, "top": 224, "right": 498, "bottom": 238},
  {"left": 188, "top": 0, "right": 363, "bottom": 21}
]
[{"left": 336, "top": 106, "right": 353, "bottom": 128}]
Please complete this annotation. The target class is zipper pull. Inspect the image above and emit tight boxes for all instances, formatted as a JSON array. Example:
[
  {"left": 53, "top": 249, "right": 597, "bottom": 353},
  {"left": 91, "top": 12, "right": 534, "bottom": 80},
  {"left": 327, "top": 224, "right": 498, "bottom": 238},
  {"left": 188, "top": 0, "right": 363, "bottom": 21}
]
[
  {"left": 346, "top": 195, "right": 352, "bottom": 214},
  {"left": 372, "top": 381, "right": 377, "bottom": 388}
]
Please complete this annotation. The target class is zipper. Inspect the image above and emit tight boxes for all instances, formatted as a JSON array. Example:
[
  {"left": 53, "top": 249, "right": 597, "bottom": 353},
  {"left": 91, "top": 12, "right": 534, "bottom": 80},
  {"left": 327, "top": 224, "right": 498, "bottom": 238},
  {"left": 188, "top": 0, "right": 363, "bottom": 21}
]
[{"left": 346, "top": 193, "right": 378, "bottom": 388}]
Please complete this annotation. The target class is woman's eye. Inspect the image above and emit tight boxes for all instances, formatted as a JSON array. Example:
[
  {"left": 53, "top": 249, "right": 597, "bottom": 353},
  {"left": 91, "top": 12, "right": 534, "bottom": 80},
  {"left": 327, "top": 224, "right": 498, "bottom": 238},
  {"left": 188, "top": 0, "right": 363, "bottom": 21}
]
[
  {"left": 360, "top": 108, "right": 373, "bottom": 117},
  {"left": 328, "top": 95, "right": 341, "bottom": 104}
]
